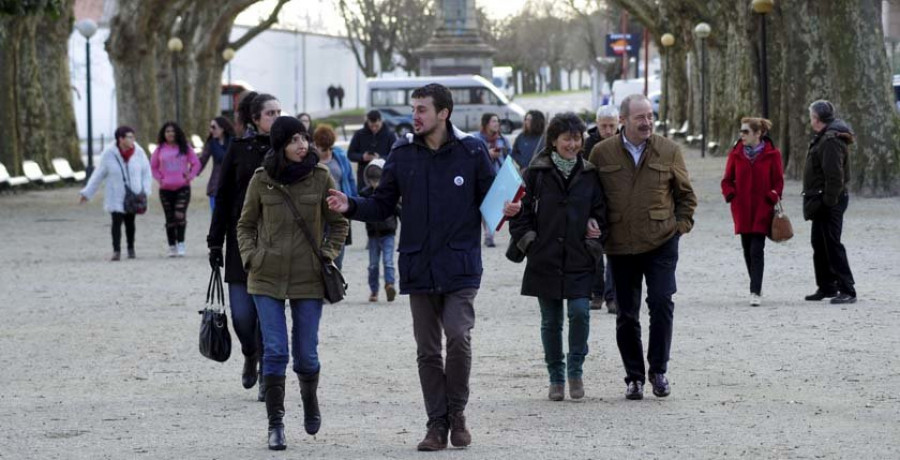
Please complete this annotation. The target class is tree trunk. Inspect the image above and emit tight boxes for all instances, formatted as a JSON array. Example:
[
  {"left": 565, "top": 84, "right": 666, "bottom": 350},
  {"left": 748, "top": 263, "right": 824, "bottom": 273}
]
[
  {"left": 0, "top": 0, "right": 80, "bottom": 174},
  {"left": 107, "top": 0, "right": 288, "bottom": 148}
]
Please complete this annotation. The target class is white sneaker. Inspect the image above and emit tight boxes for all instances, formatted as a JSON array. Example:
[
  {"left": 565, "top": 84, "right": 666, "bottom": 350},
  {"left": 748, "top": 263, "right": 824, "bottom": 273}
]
[
  {"left": 176, "top": 242, "right": 186, "bottom": 257},
  {"left": 749, "top": 293, "right": 761, "bottom": 307},
  {"left": 168, "top": 245, "right": 178, "bottom": 258}
]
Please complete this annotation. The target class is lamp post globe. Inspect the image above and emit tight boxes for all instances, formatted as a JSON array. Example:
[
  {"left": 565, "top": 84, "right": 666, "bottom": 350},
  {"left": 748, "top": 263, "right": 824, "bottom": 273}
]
[
  {"left": 75, "top": 19, "right": 97, "bottom": 38},
  {"left": 222, "top": 47, "right": 236, "bottom": 87},
  {"left": 661, "top": 33, "right": 675, "bottom": 48},
  {"left": 751, "top": 0, "right": 775, "bottom": 14},
  {"left": 167, "top": 37, "right": 183, "bottom": 53},
  {"left": 694, "top": 22, "right": 711, "bottom": 39}
]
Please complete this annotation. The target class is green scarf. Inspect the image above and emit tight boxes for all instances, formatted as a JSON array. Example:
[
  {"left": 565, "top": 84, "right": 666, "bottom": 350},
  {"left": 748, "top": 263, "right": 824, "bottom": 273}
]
[{"left": 551, "top": 151, "right": 577, "bottom": 179}]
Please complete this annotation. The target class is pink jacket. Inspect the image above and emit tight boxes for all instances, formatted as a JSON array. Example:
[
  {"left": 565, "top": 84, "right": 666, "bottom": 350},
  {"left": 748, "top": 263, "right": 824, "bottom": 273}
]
[{"left": 151, "top": 143, "right": 201, "bottom": 191}]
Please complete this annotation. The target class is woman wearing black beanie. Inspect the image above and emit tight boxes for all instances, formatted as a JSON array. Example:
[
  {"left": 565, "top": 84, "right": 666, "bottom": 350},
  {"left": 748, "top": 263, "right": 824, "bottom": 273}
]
[
  {"left": 237, "top": 116, "right": 349, "bottom": 451},
  {"left": 206, "top": 93, "right": 280, "bottom": 401}
]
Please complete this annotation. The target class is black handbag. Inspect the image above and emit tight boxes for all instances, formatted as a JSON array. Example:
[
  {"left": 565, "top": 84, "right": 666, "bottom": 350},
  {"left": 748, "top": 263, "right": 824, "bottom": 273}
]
[
  {"left": 273, "top": 187, "right": 348, "bottom": 304},
  {"left": 198, "top": 267, "right": 232, "bottom": 362},
  {"left": 114, "top": 155, "right": 147, "bottom": 214}
]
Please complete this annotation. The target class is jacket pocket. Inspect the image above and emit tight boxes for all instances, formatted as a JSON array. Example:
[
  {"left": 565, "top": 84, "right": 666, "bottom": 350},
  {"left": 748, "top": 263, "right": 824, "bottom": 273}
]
[
  {"left": 802, "top": 190, "right": 823, "bottom": 221},
  {"left": 647, "top": 163, "right": 672, "bottom": 188},
  {"left": 648, "top": 208, "right": 675, "bottom": 239},
  {"left": 397, "top": 247, "right": 421, "bottom": 285},
  {"left": 448, "top": 240, "right": 482, "bottom": 276},
  {"left": 260, "top": 194, "right": 287, "bottom": 236}
]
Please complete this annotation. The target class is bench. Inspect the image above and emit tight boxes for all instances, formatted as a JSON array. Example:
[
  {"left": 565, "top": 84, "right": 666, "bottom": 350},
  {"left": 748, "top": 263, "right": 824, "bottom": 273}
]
[
  {"left": 191, "top": 134, "right": 204, "bottom": 151},
  {"left": 52, "top": 158, "right": 87, "bottom": 182},
  {"left": 669, "top": 121, "right": 689, "bottom": 138},
  {"left": 22, "top": 160, "right": 62, "bottom": 185},
  {"left": 0, "top": 162, "right": 29, "bottom": 192}
]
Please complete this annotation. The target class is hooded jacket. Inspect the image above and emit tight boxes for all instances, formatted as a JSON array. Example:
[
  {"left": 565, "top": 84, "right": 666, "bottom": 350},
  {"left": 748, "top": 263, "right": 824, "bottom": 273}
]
[{"left": 803, "top": 119, "right": 854, "bottom": 213}]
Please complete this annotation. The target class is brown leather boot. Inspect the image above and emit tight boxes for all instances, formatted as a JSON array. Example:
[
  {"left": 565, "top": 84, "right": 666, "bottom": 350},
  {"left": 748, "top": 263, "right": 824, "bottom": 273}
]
[
  {"left": 448, "top": 411, "right": 471, "bottom": 447},
  {"left": 416, "top": 418, "right": 448, "bottom": 451}
]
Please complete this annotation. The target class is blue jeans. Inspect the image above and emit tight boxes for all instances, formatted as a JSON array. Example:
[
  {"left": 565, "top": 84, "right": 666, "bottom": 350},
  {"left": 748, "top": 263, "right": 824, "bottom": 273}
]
[
  {"left": 227, "top": 283, "right": 260, "bottom": 358},
  {"left": 538, "top": 297, "right": 591, "bottom": 384},
  {"left": 253, "top": 295, "right": 323, "bottom": 377},
  {"left": 209, "top": 196, "right": 216, "bottom": 213},
  {"left": 367, "top": 235, "right": 396, "bottom": 293}
]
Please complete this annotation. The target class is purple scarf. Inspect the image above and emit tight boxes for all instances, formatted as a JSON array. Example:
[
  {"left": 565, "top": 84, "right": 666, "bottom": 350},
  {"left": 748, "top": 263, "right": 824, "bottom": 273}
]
[{"left": 743, "top": 142, "right": 765, "bottom": 161}]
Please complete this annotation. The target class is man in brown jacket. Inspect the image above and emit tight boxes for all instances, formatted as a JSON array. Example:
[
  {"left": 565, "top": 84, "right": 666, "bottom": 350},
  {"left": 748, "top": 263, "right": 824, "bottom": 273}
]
[{"left": 588, "top": 94, "right": 697, "bottom": 401}]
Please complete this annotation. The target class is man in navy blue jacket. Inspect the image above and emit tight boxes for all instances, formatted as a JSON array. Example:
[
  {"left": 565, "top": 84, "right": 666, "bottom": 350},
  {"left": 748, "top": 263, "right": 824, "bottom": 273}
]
[{"left": 327, "top": 84, "right": 495, "bottom": 452}]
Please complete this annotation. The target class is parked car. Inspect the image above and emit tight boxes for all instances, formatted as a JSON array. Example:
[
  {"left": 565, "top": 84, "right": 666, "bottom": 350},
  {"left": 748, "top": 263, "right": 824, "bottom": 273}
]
[
  {"left": 377, "top": 108, "right": 414, "bottom": 136},
  {"left": 367, "top": 75, "right": 526, "bottom": 133}
]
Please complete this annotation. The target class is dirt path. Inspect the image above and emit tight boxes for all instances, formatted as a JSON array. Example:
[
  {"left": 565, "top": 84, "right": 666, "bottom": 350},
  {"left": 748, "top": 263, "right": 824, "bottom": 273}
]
[{"left": 1, "top": 147, "right": 899, "bottom": 459}]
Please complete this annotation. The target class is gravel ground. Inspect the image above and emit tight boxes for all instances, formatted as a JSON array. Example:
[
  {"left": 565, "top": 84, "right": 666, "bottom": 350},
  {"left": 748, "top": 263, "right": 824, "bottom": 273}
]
[{"left": 1, "top": 146, "right": 899, "bottom": 459}]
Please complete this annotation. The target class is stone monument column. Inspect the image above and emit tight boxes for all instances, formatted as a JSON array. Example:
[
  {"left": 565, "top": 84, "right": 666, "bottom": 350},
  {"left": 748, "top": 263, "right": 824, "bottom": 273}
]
[{"left": 415, "top": 0, "right": 495, "bottom": 78}]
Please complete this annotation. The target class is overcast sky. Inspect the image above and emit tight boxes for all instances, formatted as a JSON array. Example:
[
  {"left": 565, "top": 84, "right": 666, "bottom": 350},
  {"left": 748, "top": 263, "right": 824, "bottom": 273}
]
[{"left": 235, "top": 0, "right": 528, "bottom": 35}]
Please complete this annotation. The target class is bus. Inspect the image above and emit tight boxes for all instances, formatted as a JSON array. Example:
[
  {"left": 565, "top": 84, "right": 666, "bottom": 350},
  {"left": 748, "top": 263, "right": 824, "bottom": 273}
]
[{"left": 367, "top": 75, "right": 526, "bottom": 134}]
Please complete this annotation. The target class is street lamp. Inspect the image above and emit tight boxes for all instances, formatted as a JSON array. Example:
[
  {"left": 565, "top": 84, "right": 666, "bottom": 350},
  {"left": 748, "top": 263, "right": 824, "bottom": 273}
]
[
  {"left": 694, "top": 22, "right": 711, "bottom": 158},
  {"left": 75, "top": 19, "right": 98, "bottom": 179},
  {"left": 167, "top": 37, "right": 184, "bottom": 124},
  {"left": 660, "top": 33, "right": 675, "bottom": 138},
  {"left": 222, "top": 47, "right": 235, "bottom": 87},
  {"left": 752, "top": 0, "right": 774, "bottom": 118}
]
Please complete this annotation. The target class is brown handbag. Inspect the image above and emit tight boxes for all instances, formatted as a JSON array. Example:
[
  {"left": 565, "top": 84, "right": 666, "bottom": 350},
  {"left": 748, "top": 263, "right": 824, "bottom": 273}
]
[{"left": 769, "top": 199, "right": 794, "bottom": 242}]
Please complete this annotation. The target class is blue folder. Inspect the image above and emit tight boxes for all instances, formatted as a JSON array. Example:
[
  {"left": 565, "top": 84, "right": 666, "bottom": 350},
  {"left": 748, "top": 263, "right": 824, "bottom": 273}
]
[{"left": 480, "top": 156, "right": 524, "bottom": 235}]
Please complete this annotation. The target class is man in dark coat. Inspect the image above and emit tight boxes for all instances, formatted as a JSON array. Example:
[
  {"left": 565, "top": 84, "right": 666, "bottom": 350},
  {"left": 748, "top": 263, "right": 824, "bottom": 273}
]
[
  {"left": 327, "top": 85, "right": 336, "bottom": 109},
  {"left": 347, "top": 110, "right": 397, "bottom": 192},
  {"left": 326, "top": 84, "right": 497, "bottom": 452},
  {"left": 802, "top": 100, "right": 857, "bottom": 304},
  {"left": 584, "top": 104, "right": 620, "bottom": 313}
]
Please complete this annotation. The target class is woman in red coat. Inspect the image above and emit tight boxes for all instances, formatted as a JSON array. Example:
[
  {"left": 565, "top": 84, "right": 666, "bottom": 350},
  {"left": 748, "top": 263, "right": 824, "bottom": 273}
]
[{"left": 721, "top": 117, "right": 784, "bottom": 306}]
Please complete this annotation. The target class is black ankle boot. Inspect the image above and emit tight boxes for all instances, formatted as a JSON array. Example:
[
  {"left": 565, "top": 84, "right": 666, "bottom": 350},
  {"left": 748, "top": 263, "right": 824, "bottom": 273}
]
[
  {"left": 242, "top": 353, "right": 259, "bottom": 389},
  {"left": 256, "top": 358, "right": 266, "bottom": 402},
  {"left": 298, "top": 372, "right": 321, "bottom": 435},
  {"left": 264, "top": 375, "right": 286, "bottom": 450}
]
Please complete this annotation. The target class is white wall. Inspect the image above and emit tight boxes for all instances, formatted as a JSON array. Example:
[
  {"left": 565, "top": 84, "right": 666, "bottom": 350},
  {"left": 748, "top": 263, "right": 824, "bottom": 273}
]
[{"left": 69, "top": 26, "right": 381, "bottom": 145}]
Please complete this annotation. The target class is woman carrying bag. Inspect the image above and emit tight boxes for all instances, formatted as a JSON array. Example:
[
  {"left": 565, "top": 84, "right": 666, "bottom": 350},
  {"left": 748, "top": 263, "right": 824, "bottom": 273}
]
[
  {"left": 721, "top": 117, "right": 784, "bottom": 307},
  {"left": 236, "top": 116, "right": 348, "bottom": 451},
  {"left": 79, "top": 126, "right": 152, "bottom": 261}
]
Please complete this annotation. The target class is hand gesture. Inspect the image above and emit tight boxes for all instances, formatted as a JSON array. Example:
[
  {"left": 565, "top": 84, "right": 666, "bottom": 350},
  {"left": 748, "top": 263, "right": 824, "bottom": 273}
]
[
  {"left": 79, "top": 195, "right": 88, "bottom": 204},
  {"left": 326, "top": 189, "right": 349, "bottom": 213}
]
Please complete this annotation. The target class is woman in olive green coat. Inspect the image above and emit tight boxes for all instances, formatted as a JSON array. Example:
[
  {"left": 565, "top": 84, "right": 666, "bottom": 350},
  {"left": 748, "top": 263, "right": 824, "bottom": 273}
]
[{"left": 237, "top": 116, "right": 348, "bottom": 451}]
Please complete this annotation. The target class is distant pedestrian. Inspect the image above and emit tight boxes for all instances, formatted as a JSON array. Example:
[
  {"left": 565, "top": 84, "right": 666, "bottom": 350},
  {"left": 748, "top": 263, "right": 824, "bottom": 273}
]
[
  {"left": 585, "top": 105, "right": 620, "bottom": 314},
  {"left": 79, "top": 125, "right": 152, "bottom": 261},
  {"left": 297, "top": 112, "right": 313, "bottom": 132},
  {"left": 588, "top": 94, "right": 697, "bottom": 401},
  {"left": 358, "top": 158, "right": 399, "bottom": 303},
  {"left": 336, "top": 85, "right": 345, "bottom": 108},
  {"left": 347, "top": 110, "right": 397, "bottom": 192},
  {"left": 326, "top": 83, "right": 506, "bottom": 451},
  {"left": 721, "top": 117, "right": 784, "bottom": 307},
  {"left": 207, "top": 92, "right": 282, "bottom": 402},
  {"left": 150, "top": 121, "right": 200, "bottom": 257},
  {"left": 509, "top": 112, "right": 607, "bottom": 402},
  {"left": 237, "top": 116, "right": 349, "bottom": 451},
  {"left": 802, "top": 100, "right": 857, "bottom": 304},
  {"left": 474, "top": 112, "right": 511, "bottom": 247},
  {"left": 313, "top": 124, "right": 357, "bottom": 269},
  {"left": 327, "top": 85, "right": 336, "bottom": 109},
  {"left": 199, "top": 116, "right": 236, "bottom": 213},
  {"left": 510, "top": 110, "right": 545, "bottom": 168}
]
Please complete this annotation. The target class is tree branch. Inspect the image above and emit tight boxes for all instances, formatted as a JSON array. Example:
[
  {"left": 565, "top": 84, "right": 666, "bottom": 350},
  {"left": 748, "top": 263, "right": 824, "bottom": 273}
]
[{"left": 229, "top": 0, "right": 291, "bottom": 50}]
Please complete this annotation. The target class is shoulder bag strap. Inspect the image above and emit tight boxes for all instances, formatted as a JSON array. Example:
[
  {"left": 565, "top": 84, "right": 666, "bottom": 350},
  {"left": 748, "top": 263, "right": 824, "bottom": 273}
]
[
  {"left": 271, "top": 185, "right": 331, "bottom": 266},
  {"left": 114, "top": 155, "right": 131, "bottom": 189}
]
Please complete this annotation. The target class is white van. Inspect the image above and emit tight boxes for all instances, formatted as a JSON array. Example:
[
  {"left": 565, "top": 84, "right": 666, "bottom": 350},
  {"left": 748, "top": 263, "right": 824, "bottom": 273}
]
[{"left": 367, "top": 75, "right": 526, "bottom": 134}]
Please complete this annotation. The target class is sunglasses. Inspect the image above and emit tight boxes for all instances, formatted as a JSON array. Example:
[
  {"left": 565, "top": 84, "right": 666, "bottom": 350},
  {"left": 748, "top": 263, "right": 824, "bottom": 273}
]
[
  {"left": 209, "top": 125, "right": 219, "bottom": 130},
  {"left": 739, "top": 129, "right": 751, "bottom": 134}
]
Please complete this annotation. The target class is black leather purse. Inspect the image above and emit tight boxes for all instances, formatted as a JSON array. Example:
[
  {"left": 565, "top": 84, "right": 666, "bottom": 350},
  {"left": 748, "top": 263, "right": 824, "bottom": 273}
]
[
  {"left": 273, "top": 187, "right": 348, "bottom": 304},
  {"left": 198, "top": 267, "right": 232, "bottom": 362}
]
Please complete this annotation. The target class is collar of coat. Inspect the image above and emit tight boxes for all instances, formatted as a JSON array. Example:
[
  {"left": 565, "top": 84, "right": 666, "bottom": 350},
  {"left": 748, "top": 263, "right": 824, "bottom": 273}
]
[
  {"left": 254, "top": 163, "right": 330, "bottom": 187},
  {"left": 401, "top": 121, "right": 469, "bottom": 151},
  {"left": 528, "top": 147, "right": 595, "bottom": 173}
]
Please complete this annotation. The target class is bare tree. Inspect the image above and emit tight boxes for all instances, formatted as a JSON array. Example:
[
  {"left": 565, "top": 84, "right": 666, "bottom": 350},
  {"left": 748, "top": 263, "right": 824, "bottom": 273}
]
[
  {"left": 106, "top": 0, "right": 289, "bottom": 145},
  {"left": 338, "top": 0, "right": 403, "bottom": 77},
  {"left": 394, "top": 0, "right": 436, "bottom": 74},
  {"left": 0, "top": 0, "right": 81, "bottom": 173}
]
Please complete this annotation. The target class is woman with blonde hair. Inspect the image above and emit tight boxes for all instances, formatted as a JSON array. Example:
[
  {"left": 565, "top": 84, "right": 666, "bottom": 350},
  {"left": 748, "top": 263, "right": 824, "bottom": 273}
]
[{"left": 721, "top": 117, "right": 784, "bottom": 306}]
